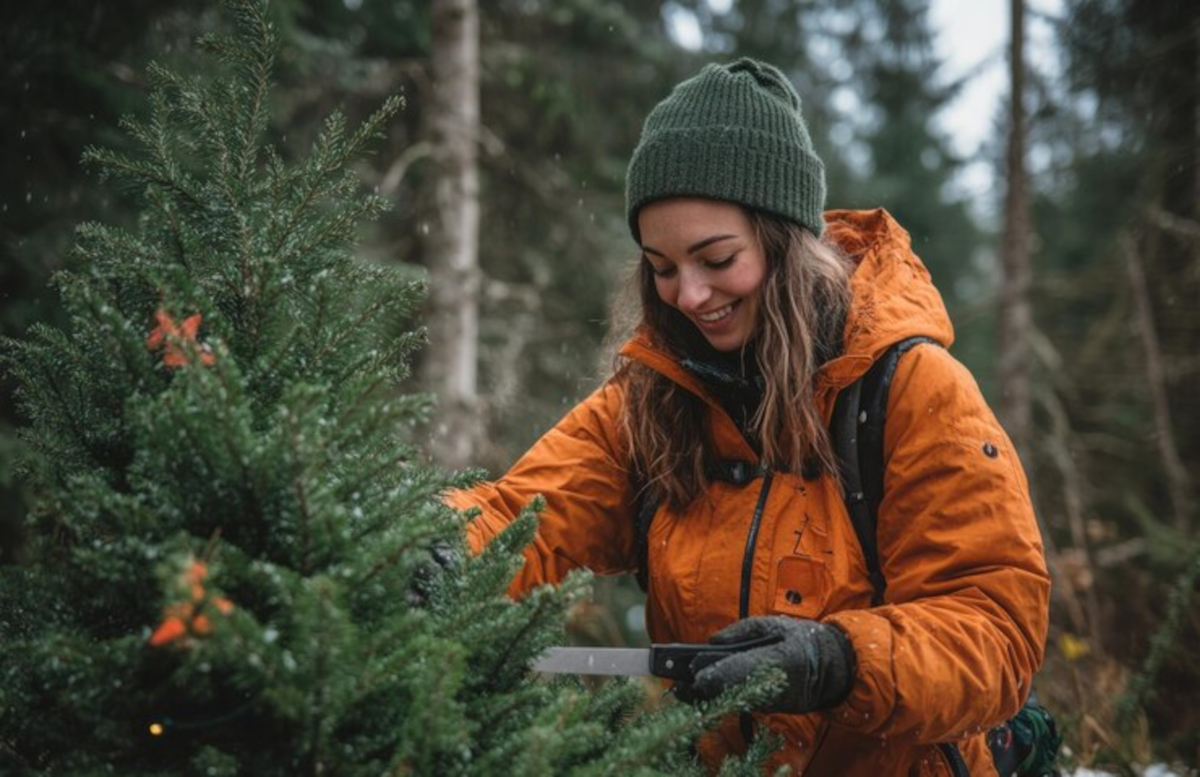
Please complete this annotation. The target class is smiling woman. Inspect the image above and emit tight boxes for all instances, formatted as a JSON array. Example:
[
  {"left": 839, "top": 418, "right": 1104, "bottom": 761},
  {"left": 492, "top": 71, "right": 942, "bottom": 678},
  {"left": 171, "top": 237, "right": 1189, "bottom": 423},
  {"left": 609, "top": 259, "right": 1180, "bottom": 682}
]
[{"left": 445, "top": 57, "right": 1051, "bottom": 776}]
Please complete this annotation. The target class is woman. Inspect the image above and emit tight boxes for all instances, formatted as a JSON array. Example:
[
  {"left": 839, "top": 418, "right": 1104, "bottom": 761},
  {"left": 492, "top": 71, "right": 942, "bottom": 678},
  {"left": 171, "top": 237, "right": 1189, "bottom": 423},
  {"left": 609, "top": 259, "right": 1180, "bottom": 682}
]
[{"left": 447, "top": 58, "right": 1050, "bottom": 776}]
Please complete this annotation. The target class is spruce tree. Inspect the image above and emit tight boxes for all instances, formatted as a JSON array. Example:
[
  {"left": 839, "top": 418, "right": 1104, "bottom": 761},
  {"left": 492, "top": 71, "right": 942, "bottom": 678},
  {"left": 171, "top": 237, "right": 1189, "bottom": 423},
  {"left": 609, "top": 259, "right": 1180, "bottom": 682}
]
[{"left": 0, "top": 1, "right": 779, "bottom": 774}]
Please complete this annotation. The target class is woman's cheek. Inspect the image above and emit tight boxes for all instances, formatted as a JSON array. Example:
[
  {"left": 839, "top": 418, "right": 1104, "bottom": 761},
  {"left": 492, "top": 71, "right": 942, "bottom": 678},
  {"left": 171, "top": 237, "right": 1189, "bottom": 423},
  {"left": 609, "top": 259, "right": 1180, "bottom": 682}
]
[{"left": 654, "top": 277, "right": 678, "bottom": 309}]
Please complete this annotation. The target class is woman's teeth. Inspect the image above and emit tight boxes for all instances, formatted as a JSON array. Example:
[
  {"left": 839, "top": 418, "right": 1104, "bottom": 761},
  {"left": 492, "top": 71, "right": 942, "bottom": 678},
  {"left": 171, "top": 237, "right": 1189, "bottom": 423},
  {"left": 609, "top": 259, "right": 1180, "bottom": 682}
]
[{"left": 698, "top": 303, "right": 735, "bottom": 323}]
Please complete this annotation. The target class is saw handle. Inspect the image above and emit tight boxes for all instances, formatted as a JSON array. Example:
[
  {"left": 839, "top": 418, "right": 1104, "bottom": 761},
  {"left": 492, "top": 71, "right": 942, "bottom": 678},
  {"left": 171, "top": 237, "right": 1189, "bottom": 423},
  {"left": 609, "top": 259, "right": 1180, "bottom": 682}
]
[{"left": 649, "top": 634, "right": 781, "bottom": 681}]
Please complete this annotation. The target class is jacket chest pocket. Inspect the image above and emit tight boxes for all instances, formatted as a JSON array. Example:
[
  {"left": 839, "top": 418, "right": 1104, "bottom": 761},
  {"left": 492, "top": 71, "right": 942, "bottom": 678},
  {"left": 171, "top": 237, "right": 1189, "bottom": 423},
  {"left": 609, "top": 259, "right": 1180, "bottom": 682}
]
[{"left": 770, "top": 556, "right": 831, "bottom": 619}]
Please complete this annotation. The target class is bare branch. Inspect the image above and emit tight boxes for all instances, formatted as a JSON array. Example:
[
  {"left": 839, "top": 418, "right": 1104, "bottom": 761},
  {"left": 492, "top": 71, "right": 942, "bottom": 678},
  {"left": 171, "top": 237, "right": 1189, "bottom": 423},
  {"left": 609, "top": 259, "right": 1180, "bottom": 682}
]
[
  {"left": 1121, "top": 232, "right": 1193, "bottom": 534},
  {"left": 1148, "top": 207, "right": 1200, "bottom": 242}
]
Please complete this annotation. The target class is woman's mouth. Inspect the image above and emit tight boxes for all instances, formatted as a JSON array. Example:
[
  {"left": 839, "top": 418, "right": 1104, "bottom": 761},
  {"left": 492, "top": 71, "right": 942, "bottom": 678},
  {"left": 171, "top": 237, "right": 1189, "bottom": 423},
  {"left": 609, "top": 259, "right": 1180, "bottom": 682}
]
[{"left": 697, "top": 301, "right": 737, "bottom": 323}]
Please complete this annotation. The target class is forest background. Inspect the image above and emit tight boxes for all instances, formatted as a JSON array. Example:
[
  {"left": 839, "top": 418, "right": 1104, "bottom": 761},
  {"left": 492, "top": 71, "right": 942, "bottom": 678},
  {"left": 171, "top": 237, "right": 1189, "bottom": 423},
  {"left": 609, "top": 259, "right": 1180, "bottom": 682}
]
[{"left": 1, "top": 0, "right": 1196, "bottom": 771}]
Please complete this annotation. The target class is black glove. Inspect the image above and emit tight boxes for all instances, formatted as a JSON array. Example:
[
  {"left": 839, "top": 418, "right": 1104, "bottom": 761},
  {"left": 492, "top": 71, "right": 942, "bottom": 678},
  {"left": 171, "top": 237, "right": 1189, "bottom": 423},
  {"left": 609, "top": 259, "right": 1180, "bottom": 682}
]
[
  {"left": 407, "top": 541, "right": 461, "bottom": 606},
  {"left": 685, "top": 616, "right": 857, "bottom": 714}
]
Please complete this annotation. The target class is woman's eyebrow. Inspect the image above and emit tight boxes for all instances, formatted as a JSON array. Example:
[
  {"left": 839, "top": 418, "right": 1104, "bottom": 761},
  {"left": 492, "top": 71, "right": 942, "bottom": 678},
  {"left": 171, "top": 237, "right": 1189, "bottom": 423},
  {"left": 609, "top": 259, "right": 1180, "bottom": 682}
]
[{"left": 640, "top": 234, "right": 738, "bottom": 258}]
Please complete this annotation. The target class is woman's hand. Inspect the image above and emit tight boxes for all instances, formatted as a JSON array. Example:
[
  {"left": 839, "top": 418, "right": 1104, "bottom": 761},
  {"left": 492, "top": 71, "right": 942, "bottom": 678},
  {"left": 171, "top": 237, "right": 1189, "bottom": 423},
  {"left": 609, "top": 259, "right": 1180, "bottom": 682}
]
[{"left": 683, "top": 616, "right": 857, "bottom": 714}]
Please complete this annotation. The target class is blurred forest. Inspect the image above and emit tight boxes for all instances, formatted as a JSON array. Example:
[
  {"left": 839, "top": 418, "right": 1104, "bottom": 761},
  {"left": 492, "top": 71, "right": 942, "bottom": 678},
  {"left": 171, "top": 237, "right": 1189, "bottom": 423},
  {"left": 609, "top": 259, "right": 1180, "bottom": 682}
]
[{"left": 2, "top": 0, "right": 1196, "bottom": 772}]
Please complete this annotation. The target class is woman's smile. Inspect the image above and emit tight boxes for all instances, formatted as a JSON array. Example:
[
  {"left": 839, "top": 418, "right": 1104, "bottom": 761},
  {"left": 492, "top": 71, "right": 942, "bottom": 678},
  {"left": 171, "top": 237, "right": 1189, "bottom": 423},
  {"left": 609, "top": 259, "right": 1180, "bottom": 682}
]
[{"left": 697, "top": 301, "right": 738, "bottom": 323}]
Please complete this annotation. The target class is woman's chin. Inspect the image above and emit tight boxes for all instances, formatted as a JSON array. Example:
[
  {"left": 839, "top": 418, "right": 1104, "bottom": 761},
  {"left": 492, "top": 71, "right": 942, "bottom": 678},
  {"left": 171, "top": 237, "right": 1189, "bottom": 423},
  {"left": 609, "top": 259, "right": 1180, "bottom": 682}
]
[{"left": 699, "top": 329, "right": 751, "bottom": 352}]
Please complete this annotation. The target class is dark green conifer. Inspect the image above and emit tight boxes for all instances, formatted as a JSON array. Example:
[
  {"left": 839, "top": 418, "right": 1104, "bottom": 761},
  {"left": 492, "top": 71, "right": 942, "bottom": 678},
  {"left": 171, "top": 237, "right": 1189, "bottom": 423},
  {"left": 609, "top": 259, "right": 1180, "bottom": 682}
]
[{"left": 0, "top": 1, "right": 779, "bottom": 774}]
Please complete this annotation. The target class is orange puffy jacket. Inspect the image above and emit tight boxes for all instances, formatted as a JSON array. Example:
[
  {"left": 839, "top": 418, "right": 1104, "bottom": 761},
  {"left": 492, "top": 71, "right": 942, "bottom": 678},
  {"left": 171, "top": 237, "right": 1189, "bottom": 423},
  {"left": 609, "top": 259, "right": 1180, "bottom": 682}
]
[{"left": 447, "top": 209, "right": 1050, "bottom": 776}]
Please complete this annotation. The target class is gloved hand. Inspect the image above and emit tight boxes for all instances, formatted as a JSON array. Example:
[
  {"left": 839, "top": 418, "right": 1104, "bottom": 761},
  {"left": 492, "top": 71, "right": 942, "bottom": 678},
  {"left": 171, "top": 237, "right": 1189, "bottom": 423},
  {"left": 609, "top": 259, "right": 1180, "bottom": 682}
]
[
  {"left": 407, "top": 540, "right": 461, "bottom": 606},
  {"left": 685, "top": 616, "right": 857, "bottom": 714}
]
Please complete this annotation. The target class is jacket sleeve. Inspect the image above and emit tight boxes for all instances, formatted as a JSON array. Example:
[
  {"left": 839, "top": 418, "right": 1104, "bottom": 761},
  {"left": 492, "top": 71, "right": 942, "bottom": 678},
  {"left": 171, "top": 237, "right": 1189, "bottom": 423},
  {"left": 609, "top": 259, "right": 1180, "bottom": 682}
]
[
  {"left": 824, "top": 344, "right": 1051, "bottom": 742},
  {"left": 443, "top": 380, "right": 637, "bottom": 596}
]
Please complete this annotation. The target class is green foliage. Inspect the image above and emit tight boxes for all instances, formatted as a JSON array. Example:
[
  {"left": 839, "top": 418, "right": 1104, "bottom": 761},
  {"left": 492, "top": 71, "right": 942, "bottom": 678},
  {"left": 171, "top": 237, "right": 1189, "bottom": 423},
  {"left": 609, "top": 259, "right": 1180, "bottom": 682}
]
[
  {"left": 0, "top": 2, "right": 765, "bottom": 773},
  {"left": 1114, "top": 548, "right": 1200, "bottom": 732},
  {"left": 1025, "top": 0, "right": 1200, "bottom": 765}
]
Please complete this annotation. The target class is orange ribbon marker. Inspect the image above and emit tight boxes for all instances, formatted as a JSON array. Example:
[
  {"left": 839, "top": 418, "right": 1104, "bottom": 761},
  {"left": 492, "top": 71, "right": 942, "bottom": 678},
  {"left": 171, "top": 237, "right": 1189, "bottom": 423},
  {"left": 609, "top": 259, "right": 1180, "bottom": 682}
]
[
  {"left": 146, "top": 309, "right": 216, "bottom": 367},
  {"left": 149, "top": 559, "right": 234, "bottom": 648}
]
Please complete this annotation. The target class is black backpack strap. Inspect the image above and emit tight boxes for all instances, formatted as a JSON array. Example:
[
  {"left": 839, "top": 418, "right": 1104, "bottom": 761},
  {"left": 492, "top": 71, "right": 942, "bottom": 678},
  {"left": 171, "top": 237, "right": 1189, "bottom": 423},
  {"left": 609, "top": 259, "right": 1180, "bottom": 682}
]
[
  {"left": 633, "top": 486, "right": 656, "bottom": 593},
  {"left": 832, "top": 336, "right": 940, "bottom": 606},
  {"left": 831, "top": 376, "right": 883, "bottom": 604}
]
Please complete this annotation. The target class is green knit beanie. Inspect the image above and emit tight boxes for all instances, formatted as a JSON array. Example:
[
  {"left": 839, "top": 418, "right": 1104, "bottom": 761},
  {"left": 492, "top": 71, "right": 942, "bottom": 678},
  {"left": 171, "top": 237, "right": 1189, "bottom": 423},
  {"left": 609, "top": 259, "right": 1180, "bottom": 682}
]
[{"left": 626, "top": 58, "right": 826, "bottom": 240}]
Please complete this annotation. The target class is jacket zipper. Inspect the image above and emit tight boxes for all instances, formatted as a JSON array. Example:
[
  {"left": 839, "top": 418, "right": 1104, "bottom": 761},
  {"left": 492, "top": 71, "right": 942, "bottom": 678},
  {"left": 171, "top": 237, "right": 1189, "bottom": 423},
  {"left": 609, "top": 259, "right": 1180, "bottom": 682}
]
[
  {"left": 737, "top": 472, "right": 774, "bottom": 745},
  {"left": 937, "top": 742, "right": 970, "bottom": 777},
  {"left": 738, "top": 472, "right": 774, "bottom": 618}
]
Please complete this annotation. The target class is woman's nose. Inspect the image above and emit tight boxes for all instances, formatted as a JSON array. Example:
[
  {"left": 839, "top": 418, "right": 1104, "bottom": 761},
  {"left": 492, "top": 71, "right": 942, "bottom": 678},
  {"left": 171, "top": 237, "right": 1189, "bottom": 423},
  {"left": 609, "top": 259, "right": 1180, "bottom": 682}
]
[{"left": 676, "top": 270, "right": 711, "bottom": 313}]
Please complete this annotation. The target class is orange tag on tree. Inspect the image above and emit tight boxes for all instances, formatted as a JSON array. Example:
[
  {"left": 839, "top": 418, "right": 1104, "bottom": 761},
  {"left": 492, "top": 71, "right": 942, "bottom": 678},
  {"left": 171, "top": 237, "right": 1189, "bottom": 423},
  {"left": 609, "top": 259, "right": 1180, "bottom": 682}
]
[
  {"left": 148, "top": 558, "right": 234, "bottom": 648},
  {"left": 146, "top": 309, "right": 216, "bottom": 367}
]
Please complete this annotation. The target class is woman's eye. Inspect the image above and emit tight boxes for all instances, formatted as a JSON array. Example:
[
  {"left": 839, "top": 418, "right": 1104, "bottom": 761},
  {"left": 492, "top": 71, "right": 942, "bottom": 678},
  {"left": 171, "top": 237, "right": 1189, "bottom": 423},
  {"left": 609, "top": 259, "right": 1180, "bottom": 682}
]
[
  {"left": 651, "top": 265, "right": 677, "bottom": 278},
  {"left": 706, "top": 254, "right": 736, "bottom": 269}
]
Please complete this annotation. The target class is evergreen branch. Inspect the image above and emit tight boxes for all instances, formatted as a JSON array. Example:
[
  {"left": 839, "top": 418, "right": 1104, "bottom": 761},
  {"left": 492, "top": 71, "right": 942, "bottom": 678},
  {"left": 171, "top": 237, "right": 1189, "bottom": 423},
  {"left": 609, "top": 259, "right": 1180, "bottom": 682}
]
[
  {"left": 256, "top": 258, "right": 294, "bottom": 315},
  {"left": 334, "top": 374, "right": 391, "bottom": 429},
  {"left": 349, "top": 465, "right": 441, "bottom": 543},
  {"left": 279, "top": 391, "right": 324, "bottom": 576},
  {"left": 276, "top": 195, "right": 372, "bottom": 267},
  {"left": 268, "top": 95, "right": 399, "bottom": 264},
  {"left": 116, "top": 112, "right": 169, "bottom": 173},
  {"left": 478, "top": 595, "right": 558, "bottom": 695},
  {"left": 312, "top": 289, "right": 409, "bottom": 374},
  {"left": 306, "top": 581, "right": 334, "bottom": 777},
  {"left": 77, "top": 284, "right": 148, "bottom": 395},
  {"left": 137, "top": 187, "right": 193, "bottom": 271},
  {"left": 265, "top": 144, "right": 296, "bottom": 225},
  {"left": 355, "top": 518, "right": 444, "bottom": 588},
  {"left": 248, "top": 319, "right": 306, "bottom": 390},
  {"left": 145, "top": 89, "right": 185, "bottom": 185},
  {"left": 1115, "top": 546, "right": 1200, "bottom": 729},
  {"left": 81, "top": 147, "right": 206, "bottom": 213},
  {"left": 74, "top": 222, "right": 160, "bottom": 270},
  {"left": 178, "top": 359, "right": 265, "bottom": 544},
  {"left": 230, "top": 0, "right": 277, "bottom": 188},
  {"left": 178, "top": 77, "right": 238, "bottom": 204},
  {"left": 341, "top": 95, "right": 404, "bottom": 168},
  {"left": 239, "top": 213, "right": 264, "bottom": 360},
  {"left": 572, "top": 669, "right": 784, "bottom": 777},
  {"left": 267, "top": 112, "right": 349, "bottom": 260},
  {"left": 144, "top": 59, "right": 186, "bottom": 95},
  {"left": 26, "top": 333, "right": 99, "bottom": 468}
]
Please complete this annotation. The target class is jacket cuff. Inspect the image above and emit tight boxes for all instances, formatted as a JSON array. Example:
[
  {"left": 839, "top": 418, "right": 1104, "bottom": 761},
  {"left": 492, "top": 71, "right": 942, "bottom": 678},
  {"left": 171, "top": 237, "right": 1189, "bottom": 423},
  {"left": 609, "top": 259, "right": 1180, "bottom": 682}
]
[
  {"left": 443, "top": 488, "right": 503, "bottom": 555},
  {"left": 819, "top": 620, "right": 859, "bottom": 709},
  {"left": 823, "top": 609, "right": 897, "bottom": 733}
]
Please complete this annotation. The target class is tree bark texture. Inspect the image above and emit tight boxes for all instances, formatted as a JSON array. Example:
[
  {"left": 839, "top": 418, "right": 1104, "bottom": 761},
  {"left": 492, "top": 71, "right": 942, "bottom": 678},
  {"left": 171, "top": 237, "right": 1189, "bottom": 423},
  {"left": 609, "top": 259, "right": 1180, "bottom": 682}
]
[
  {"left": 999, "top": 0, "right": 1033, "bottom": 458},
  {"left": 422, "top": 0, "right": 482, "bottom": 469},
  {"left": 1122, "top": 232, "right": 1192, "bottom": 533}
]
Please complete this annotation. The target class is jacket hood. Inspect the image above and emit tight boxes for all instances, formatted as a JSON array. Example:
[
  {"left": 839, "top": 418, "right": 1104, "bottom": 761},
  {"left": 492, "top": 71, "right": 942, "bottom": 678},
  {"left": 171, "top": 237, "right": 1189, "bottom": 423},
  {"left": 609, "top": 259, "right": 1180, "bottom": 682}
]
[
  {"left": 817, "top": 208, "right": 954, "bottom": 391},
  {"left": 621, "top": 208, "right": 954, "bottom": 399}
]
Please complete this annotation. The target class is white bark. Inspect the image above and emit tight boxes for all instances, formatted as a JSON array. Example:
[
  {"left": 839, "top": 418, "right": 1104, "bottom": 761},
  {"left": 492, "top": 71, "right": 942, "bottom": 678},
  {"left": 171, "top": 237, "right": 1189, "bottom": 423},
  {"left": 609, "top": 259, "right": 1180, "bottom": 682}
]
[
  {"left": 422, "top": 0, "right": 482, "bottom": 469},
  {"left": 999, "top": 0, "right": 1033, "bottom": 457}
]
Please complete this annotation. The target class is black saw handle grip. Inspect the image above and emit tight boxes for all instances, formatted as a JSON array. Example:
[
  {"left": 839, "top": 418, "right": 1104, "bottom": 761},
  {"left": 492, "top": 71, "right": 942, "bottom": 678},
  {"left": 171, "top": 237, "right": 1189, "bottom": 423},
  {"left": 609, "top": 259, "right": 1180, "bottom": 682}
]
[{"left": 649, "top": 634, "right": 781, "bottom": 681}]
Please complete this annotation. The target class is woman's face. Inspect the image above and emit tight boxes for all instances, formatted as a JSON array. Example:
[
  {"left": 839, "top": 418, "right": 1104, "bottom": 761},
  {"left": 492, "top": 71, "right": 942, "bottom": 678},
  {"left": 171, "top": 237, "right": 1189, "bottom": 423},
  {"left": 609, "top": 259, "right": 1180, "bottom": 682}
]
[{"left": 638, "top": 198, "right": 768, "bottom": 352}]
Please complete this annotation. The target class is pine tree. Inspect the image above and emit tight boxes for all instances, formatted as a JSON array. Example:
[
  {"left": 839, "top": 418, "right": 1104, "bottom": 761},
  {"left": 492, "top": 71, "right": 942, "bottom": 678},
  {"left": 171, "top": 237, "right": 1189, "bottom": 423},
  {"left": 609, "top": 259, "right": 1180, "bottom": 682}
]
[{"left": 0, "top": 1, "right": 780, "bottom": 774}]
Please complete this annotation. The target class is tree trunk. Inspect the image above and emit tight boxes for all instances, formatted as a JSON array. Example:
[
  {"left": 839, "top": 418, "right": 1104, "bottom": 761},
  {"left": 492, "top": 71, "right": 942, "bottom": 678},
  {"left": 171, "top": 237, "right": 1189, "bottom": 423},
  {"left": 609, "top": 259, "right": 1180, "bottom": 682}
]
[
  {"left": 1122, "top": 232, "right": 1192, "bottom": 533},
  {"left": 422, "top": 0, "right": 482, "bottom": 469},
  {"left": 999, "top": 0, "right": 1032, "bottom": 458}
]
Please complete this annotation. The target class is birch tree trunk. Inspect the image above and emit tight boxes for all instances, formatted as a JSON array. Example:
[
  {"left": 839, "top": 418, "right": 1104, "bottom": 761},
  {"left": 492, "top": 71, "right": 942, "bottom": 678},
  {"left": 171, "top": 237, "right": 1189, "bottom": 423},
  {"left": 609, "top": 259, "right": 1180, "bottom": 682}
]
[
  {"left": 422, "top": 0, "right": 482, "bottom": 469},
  {"left": 999, "top": 0, "right": 1033, "bottom": 458}
]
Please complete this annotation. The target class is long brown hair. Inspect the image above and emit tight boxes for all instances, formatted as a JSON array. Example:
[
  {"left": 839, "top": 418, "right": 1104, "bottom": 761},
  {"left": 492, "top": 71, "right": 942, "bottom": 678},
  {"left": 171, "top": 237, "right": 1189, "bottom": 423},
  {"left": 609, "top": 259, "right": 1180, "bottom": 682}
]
[{"left": 611, "top": 209, "right": 853, "bottom": 510}]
